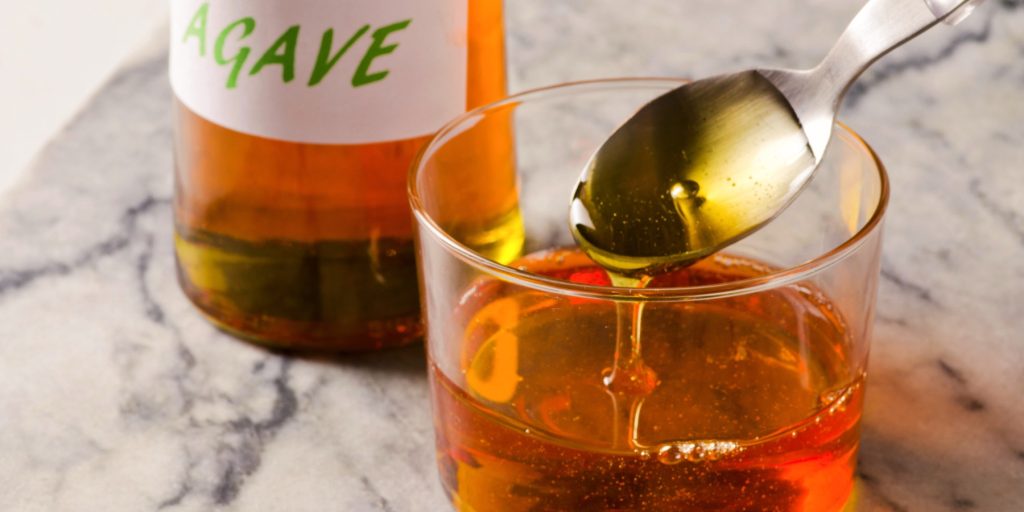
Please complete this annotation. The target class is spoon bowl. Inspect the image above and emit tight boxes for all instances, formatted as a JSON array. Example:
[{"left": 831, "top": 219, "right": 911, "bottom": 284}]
[
  {"left": 571, "top": 0, "right": 982, "bottom": 278},
  {"left": 570, "top": 70, "right": 816, "bottom": 277}
]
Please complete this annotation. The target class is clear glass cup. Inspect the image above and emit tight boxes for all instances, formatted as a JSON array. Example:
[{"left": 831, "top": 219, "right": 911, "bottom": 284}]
[{"left": 410, "top": 78, "right": 888, "bottom": 512}]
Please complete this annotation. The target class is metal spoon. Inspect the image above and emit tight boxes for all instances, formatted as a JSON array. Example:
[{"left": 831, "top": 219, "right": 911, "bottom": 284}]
[{"left": 571, "top": 0, "right": 983, "bottom": 278}]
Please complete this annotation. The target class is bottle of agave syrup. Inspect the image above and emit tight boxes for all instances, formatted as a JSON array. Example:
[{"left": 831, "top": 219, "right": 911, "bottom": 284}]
[{"left": 170, "top": 0, "right": 510, "bottom": 351}]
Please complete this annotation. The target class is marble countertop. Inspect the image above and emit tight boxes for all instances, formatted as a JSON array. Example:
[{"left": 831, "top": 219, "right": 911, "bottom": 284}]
[{"left": 2, "top": 1, "right": 1023, "bottom": 510}]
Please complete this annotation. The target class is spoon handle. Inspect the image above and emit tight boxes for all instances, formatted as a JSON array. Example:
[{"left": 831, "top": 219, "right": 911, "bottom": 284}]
[
  {"left": 761, "top": 0, "right": 983, "bottom": 159},
  {"left": 816, "top": 0, "right": 983, "bottom": 104}
]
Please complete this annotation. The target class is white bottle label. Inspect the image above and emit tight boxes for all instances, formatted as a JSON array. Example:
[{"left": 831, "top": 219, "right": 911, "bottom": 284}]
[{"left": 170, "top": 0, "right": 468, "bottom": 144}]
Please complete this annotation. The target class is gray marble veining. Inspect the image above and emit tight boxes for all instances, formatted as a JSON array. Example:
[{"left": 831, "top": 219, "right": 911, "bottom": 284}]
[{"left": 1, "top": 1, "right": 1022, "bottom": 510}]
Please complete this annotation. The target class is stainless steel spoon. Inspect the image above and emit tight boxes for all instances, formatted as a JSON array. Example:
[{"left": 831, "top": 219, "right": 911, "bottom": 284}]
[{"left": 571, "top": 0, "right": 984, "bottom": 277}]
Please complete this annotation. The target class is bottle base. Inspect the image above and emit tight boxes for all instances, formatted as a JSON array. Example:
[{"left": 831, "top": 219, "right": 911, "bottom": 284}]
[
  {"left": 180, "top": 277, "right": 423, "bottom": 352},
  {"left": 173, "top": 229, "right": 423, "bottom": 352}
]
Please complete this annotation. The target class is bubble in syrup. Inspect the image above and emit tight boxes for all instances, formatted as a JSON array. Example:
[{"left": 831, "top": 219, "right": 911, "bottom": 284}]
[
  {"left": 656, "top": 443, "right": 691, "bottom": 465},
  {"left": 670, "top": 180, "right": 701, "bottom": 200}
]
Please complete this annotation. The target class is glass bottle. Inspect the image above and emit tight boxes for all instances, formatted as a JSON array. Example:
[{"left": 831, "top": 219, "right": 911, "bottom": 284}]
[{"left": 170, "top": 0, "right": 517, "bottom": 351}]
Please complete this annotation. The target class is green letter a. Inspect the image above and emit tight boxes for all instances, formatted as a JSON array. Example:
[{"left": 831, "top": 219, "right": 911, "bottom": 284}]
[
  {"left": 182, "top": 3, "right": 209, "bottom": 56},
  {"left": 250, "top": 25, "right": 301, "bottom": 83}
]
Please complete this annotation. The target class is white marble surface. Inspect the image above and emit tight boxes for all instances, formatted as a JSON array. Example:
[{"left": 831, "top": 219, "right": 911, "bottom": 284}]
[{"left": 1, "top": 1, "right": 1023, "bottom": 510}]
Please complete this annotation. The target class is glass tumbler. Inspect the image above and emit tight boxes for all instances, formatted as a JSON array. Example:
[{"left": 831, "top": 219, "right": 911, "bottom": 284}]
[{"left": 410, "top": 79, "right": 888, "bottom": 512}]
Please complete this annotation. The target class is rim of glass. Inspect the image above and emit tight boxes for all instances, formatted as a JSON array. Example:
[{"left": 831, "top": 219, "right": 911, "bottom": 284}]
[{"left": 409, "top": 77, "right": 890, "bottom": 302}]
